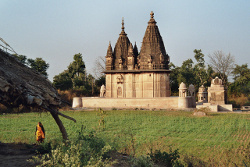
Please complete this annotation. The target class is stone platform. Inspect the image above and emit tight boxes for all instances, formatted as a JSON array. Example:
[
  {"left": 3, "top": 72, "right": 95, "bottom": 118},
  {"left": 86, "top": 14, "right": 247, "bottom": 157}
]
[
  {"left": 196, "top": 103, "right": 233, "bottom": 112},
  {"left": 73, "top": 96, "right": 195, "bottom": 110}
]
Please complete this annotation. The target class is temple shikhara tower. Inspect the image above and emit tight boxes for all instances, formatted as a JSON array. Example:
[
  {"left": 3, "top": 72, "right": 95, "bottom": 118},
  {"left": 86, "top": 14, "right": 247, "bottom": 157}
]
[{"left": 104, "top": 12, "right": 171, "bottom": 98}]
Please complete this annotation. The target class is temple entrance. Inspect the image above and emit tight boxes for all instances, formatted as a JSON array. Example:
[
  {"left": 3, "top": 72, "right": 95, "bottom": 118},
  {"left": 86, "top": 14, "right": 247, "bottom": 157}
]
[
  {"left": 117, "top": 87, "right": 122, "bottom": 98},
  {"left": 160, "top": 76, "right": 166, "bottom": 97}
]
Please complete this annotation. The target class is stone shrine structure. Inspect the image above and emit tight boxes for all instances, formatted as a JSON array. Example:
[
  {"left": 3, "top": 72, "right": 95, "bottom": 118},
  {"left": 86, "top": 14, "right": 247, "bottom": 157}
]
[
  {"left": 72, "top": 12, "right": 195, "bottom": 110},
  {"left": 196, "top": 77, "right": 232, "bottom": 112},
  {"left": 208, "top": 77, "right": 225, "bottom": 105},
  {"left": 104, "top": 12, "right": 170, "bottom": 98},
  {"left": 197, "top": 85, "right": 208, "bottom": 103}
]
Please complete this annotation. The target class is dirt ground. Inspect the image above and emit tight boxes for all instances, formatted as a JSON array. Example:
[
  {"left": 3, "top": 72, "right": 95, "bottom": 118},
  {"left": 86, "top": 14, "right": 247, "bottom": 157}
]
[
  {"left": 0, "top": 142, "right": 132, "bottom": 167},
  {"left": 0, "top": 142, "right": 39, "bottom": 167}
]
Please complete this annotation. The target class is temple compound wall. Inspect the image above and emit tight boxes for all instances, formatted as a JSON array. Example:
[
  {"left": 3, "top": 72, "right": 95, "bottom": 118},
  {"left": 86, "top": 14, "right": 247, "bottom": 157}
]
[{"left": 73, "top": 82, "right": 195, "bottom": 110}]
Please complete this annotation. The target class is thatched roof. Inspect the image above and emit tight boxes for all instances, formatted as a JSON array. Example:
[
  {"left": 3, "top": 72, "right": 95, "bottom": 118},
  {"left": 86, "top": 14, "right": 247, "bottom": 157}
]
[
  {"left": 0, "top": 49, "right": 75, "bottom": 139},
  {"left": 0, "top": 49, "right": 61, "bottom": 109}
]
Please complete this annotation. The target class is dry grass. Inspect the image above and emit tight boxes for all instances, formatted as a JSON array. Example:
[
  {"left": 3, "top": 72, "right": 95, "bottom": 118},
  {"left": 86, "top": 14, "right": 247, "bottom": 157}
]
[{"left": 228, "top": 94, "right": 250, "bottom": 108}]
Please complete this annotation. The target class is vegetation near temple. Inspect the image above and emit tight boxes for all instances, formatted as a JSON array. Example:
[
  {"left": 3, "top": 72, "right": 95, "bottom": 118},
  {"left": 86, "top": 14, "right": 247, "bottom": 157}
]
[
  {"left": 1, "top": 110, "right": 249, "bottom": 166},
  {"left": 53, "top": 53, "right": 104, "bottom": 97}
]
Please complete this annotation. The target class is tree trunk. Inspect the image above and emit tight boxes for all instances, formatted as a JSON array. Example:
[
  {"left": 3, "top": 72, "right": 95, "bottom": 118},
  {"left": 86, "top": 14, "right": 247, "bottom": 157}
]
[{"left": 50, "top": 111, "right": 68, "bottom": 140}]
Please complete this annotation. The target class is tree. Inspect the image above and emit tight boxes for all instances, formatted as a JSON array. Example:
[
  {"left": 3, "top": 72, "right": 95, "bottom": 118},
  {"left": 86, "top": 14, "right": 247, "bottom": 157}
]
[
  {"left": 27, "top": 58, "right": 49, "bottom": 77},
  {"left": 53, "top": 70, "right": 72, "bottom": 90},
  {"left": 208, "top": 50, "right": 235, "bottom": 86},
  {"left": 13, "top": 54, "right": 27, "bottom": 64},
  {"left": 177, "top": 59, "right": 195, "bottom": 86},
  {"left": 170, "top": 49, "right": 215, "bottom": 95},
  {"left": 193, "top": 49, "right": 214, "bottom": 87},
  {"left": 53, "top": 53, "right": 86, "bottom": 90},
  {"left": 169, "top": 62, "right": 180, "bottom": 95},
  {"left": 53, "top": 53, "right": 100, "bottom": 96},
  {"left": 93, "top": 56, "right": 105, "bottom": 79},
  {"left": 228, "top": 64, "right": 250, "bottom": 97},
  {"left": 68, "top": 53, "right": 85, "bottom": 78},
  {"left": 13, "top": 54, "right": 49, "bottom": 77}
]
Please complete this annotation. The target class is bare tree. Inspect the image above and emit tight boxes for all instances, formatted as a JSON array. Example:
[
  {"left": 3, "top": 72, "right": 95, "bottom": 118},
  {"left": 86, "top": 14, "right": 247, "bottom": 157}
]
[
  {"left": 208, "top": 50, "right": 235, "bottom": 85},
  {"left": 93, "top": 56, "right": 105, "bottom": 79}
]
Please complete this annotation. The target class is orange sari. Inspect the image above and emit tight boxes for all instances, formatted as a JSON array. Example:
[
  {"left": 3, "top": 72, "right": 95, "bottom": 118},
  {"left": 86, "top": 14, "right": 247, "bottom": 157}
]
[{"left": 36, "top": 124, "right": 45, "bottom": 142}]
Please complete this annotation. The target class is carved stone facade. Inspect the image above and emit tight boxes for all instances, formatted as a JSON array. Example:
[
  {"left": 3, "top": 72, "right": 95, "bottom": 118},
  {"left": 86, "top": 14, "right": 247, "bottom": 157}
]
[
  {"left": 104, "top": 12, "right": 171, "bottom": 98},
  {"left": 105, "top": 73, "right": 170, "bottom": 98},
  {"left": 208, "top": 77, "right": 225, "bottom": 105}
]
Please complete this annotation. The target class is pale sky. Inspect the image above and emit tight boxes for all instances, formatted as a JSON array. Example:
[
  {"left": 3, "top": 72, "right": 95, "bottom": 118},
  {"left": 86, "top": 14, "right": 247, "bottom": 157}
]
[{"left": 1, "top": 0, "right": 249, "bottom": 81}]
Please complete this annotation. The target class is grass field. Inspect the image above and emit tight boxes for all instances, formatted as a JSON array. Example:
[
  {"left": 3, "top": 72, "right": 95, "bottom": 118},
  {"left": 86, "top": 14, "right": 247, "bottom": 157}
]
[{"left": 0, "top": 109, "right": 249, "bottom": 166}]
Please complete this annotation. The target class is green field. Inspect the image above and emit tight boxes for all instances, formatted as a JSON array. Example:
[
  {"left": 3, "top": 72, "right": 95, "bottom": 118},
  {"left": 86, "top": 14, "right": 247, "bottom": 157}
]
[{"left": 0, "top": 110, "right": 249, "bottom": 166}]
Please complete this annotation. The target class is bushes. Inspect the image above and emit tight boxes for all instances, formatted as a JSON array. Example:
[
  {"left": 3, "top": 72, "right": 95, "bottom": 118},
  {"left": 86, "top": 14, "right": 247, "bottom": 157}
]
[
  {"left": 31, "top": 126, "right": 185, "bottom": 167},
  {"left": 31, "top": 128, "right": 114, "bottom": 167},
  {"left": 149, "top": 149, "right": 183, "bottom": 167}
]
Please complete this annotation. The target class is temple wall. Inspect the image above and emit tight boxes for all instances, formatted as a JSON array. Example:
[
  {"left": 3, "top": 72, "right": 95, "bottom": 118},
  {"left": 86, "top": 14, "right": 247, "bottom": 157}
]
[
  {"left": 73, "top": 96, "right": 195, "bottom": 110},
  {"left": 105, "top": 72, "right": 170, "bottom": 98},
  {"left": 79, "top": 97, "right": 179, "bottom": 109}
]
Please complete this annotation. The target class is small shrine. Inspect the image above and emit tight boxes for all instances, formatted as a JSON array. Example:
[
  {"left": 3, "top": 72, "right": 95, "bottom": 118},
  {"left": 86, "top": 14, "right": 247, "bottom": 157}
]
[
  {"left": 208, "top": 77, "right": 225, "bottom": 105},
  {"left": 197, "top": 85, "right": 208, "bottom": 103},
  {"left": 196, "top": 77, "right": 232, "bottom": 112}
]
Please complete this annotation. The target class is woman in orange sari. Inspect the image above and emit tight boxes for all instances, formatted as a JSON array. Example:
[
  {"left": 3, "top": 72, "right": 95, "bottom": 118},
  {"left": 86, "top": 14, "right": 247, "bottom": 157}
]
[{"left": 35, "top": 122, "right": 45, "bottom": 143}]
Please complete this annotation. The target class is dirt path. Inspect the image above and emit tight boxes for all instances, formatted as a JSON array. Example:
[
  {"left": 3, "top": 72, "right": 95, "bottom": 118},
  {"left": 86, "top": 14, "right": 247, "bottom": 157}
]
[
  {"left": 0, "top": 143, "right": 39, "bottom": 167},
  {"left": 0, "top": 142, "right": 139, "bottom": 167}
]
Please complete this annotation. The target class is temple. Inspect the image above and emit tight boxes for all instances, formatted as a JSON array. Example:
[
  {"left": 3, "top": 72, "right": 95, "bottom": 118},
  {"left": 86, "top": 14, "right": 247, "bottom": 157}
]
[
  {"left": 104, "top": 12, "right": 171, "bottom": 98},
  {"left": 73, "top": 12, "right": 198, "bottom": 110}
]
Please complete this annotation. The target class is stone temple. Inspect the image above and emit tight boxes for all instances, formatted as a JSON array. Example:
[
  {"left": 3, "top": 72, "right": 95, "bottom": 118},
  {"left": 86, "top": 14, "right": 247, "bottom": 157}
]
[
  {"left": 105, "top": 11, "right": 171, "bottom": 98},
  {"left": 73, "top": 12, "right": 196, "bottom": 110}
]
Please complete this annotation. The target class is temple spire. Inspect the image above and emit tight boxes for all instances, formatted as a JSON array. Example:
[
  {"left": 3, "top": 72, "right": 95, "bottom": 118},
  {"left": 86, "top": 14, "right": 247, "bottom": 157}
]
[
  {"left": 148, "top": 11, "right": 157, "bottom": 24},
  {"left": 139, "top": 11, "right": 169, "bottom": 69},
  {"left": 150, "top": 11, "right": 154, "bottom": 18},
  {"left": 106, "top": 42, "right": 113, "bottom": 57},
  {"left": 122, "top": 17, "right": 125, "bottom": 31},
  {"left": 120, "top": 17, "right": 127, "bottom": 36},
  {"left": 133, "top": 42, "right": 138, "bottom": 57}
]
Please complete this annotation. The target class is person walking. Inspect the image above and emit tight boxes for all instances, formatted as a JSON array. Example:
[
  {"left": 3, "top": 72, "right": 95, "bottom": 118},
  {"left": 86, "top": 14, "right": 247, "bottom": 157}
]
[{"left": 35, "top": 122, "right": 45, "bottom": 143}]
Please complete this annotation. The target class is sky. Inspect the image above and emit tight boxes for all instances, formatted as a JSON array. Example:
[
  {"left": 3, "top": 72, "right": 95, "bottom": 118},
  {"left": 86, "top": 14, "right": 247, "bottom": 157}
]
[{"left": 1, "top": 0, "right": 249, "bottom": 81}]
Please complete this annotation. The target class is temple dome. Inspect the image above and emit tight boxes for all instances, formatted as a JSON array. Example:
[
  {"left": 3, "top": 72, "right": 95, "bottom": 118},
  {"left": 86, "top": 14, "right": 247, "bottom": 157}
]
[
  {"left": 198, "top": 85, "right": 207, "bottom": 93},
  {"left": 179, "top": 82, "right": 187, "bottom": 89}
]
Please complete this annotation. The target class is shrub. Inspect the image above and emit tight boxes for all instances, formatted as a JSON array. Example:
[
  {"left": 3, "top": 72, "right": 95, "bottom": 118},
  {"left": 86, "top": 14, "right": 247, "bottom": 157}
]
[
  {"left": 131, "top": 155, "right": 155, "bottom": 167},
  {"left": 31, "top": 127, "right": 114, "bottom": 166},
  {"left": 149, "top": 149, "right": 183, "bottom": 167}
]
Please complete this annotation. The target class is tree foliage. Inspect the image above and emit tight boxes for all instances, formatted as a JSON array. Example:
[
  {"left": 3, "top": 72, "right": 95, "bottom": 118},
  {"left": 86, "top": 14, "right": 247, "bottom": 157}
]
[
  {"left": 228, "top": 64, "right": 250, "bottom": 97},
  {"left": 68, "top": 53, "right": 86, "bottom": 78},
  {"left": 53, "top": 53, "right": 103, "bottom": 96},
  {"left": 13, "top": 54, "right": 49, "bottom": 77},
  {"left": 27, "top": 58, "right": 49, "bottom": 77},
  {"left": 170, "top": 49, "right": 214, "bottom": 94}
]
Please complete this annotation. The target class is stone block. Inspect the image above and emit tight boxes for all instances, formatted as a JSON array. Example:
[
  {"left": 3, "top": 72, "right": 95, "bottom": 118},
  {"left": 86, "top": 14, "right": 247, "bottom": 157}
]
[
  {"left": 72, "top": 97, "right": 82, "bottom": 108},
  {"left": 218, "top": 104, "right": 233, "bottom": 111}
]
